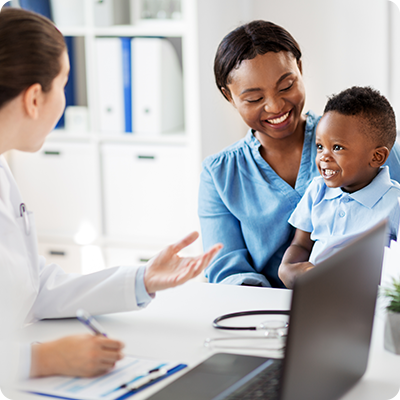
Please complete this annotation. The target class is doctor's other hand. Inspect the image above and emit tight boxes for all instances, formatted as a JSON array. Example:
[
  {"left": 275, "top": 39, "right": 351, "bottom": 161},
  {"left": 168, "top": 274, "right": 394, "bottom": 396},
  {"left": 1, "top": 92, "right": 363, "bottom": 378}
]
[
  {"left": 30, "top": 334, "right": 124, "bottom": 378},
  {"left": 144, "top": 231, "right": 222, "bottom": 293}
]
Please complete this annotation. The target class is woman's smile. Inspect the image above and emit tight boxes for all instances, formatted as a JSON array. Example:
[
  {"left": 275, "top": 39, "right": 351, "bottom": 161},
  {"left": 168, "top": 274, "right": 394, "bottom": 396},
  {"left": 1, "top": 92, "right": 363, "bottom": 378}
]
[
  {"left": 263, "top": 109, "right": 293, "bottom": 128},
  {"left": 225, "top": 51, "right": 306, "bottom": 142}
]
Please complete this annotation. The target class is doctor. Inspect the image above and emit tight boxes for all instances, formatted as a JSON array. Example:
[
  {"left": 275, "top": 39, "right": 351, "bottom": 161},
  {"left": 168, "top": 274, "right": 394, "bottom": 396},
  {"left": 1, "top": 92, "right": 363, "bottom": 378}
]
[{"left": 0, "top": 7, "right": 222, "bottom": 381}]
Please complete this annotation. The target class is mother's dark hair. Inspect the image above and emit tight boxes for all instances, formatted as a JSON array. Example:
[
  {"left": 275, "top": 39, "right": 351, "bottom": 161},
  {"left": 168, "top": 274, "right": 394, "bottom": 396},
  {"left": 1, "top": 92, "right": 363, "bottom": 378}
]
[
  {"left": 214, "top": 20, "right": 302, "bottom": 101},
  {"left": 0, "top": 7, "right": 66, "bottom": 108}
]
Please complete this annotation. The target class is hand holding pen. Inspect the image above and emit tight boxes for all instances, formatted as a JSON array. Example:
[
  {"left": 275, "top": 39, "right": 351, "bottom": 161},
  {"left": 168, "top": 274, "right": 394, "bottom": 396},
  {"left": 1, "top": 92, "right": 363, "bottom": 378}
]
[
  {"left": 76, "top": 309, "right": 171, "bottom": 392},
  {"left": 76, "top": 309, "right": 108, "bottom": 337},
  {"left": 30, "top": 330, "right": 124, "bottom": 378}
]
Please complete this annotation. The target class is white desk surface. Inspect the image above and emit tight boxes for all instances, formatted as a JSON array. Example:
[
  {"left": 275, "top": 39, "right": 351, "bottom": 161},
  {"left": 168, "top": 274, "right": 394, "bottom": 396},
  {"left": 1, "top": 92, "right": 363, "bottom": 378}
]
[{"left": 5, "top": 281, "right": 400, "bottom": 400}]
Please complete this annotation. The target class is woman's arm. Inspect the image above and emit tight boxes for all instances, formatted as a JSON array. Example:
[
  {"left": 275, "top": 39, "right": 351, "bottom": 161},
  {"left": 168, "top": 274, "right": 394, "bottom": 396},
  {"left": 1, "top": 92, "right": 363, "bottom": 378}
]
[
  {"left": 199, "top": 166, "right": 272, "bottom": 287},
  {"left": 278, "top": 229, "right": 315, "bottom": 289}
]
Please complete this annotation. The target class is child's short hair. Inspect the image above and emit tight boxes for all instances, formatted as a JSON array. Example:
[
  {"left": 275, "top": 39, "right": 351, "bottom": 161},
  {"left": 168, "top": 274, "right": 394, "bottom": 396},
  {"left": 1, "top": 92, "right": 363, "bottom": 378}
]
[
  {"left": 324, "top": 86, "right": 397, "bottom": 150},
  {"left": 214, "top": 20, "right": 302, "bottom": 101}
]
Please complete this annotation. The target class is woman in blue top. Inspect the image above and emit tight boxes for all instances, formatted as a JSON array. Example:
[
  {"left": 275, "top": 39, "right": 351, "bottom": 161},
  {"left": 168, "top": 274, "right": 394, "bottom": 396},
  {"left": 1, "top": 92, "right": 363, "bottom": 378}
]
[{"left": 198, "top": 20, "right": 400, "bottom": 288}]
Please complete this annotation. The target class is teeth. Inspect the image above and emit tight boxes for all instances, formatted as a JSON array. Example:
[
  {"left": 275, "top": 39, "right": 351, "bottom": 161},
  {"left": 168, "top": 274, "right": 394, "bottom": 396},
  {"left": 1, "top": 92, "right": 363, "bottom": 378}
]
[
  {"left": 267, "top": 111, "right": 290, "bottom": 124},
  {"left": 324, "top": 169, "right": 337, "bottom": 176}
]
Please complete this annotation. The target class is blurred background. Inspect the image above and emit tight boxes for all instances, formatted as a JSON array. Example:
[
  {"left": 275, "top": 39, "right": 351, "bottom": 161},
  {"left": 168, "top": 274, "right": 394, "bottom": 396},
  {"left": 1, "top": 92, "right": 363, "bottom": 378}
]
[{"left": 3, "top": 0, "right": 399, "bottom": 275}]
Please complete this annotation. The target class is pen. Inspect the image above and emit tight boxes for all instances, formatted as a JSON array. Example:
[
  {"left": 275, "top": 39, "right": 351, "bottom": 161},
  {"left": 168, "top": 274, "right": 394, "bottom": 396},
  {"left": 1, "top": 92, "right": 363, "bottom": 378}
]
[
  {"left": 123, "top": 367, "right": 168, "bottom": 391},
  {"left": 76, "top": 309, "right": 108, "bottom": 337},
  {"left": 20, "top": 203, "right": 30, "bottom": 235}
]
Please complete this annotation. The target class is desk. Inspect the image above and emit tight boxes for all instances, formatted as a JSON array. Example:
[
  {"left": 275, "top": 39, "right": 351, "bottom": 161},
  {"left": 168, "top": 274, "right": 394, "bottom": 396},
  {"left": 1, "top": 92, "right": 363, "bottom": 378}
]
[{"left": 5, "top": 281, "right": 400, "bottom": 400}]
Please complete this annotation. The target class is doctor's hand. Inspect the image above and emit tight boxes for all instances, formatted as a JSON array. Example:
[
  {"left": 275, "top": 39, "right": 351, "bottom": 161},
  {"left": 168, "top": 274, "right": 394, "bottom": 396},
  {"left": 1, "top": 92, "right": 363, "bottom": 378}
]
[
  {"left": 30, "top": 334, "right": 124, "bottom": 378},
  {"left": 143, "top": 231, "right": 222, "bottom": 294}
]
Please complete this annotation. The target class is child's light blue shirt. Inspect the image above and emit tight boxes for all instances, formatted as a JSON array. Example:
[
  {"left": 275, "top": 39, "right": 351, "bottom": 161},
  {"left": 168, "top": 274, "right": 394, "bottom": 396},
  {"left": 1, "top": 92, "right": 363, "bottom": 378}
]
[{"left": 289, "top": 166, "right": 400, "bottom": 264}]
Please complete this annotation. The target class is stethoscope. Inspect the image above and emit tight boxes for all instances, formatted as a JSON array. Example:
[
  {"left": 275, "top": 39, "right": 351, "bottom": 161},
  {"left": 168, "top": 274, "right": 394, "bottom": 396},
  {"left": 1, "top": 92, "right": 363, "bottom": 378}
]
[
  {"left": 206, "top": 310, "right": 291, "bottom": 350},
  {"left": 213, "top": 310, "right": 290, "bottom": 331}
]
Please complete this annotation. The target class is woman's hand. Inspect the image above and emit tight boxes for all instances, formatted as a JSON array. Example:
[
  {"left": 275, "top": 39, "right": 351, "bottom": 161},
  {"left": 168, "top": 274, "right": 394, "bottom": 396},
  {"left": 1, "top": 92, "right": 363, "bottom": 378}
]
[
  {"left": 30, "top": 334, "right": 124, "bottom": 378},
  {"left": 144, "top": 231, "right": 222, "bottom": 293}
]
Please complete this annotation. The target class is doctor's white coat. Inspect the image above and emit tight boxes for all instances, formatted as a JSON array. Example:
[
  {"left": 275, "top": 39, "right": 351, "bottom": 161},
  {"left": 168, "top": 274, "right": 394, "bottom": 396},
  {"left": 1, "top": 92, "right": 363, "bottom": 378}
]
[{"left": 0, "top": 155, "right": 141, "bottom": 383}]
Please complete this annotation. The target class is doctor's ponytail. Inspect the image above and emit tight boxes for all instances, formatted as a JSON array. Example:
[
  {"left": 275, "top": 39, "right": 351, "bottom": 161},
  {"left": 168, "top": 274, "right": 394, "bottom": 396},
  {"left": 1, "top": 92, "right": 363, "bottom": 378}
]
[{"left": 0, "top": 8, "right": 66, "bottom": 109}]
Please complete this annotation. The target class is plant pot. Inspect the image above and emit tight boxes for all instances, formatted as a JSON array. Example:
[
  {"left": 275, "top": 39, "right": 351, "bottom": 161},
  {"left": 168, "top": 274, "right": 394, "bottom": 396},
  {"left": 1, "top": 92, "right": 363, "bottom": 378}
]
[{"left": 384, "top": 311, "right": 400, "bottom": 354}]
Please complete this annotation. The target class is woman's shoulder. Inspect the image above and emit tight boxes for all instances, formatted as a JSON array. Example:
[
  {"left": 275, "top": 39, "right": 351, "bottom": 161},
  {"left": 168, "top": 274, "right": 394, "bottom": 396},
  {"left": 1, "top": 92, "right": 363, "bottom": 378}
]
[
  {"left": 305, "top": 110, "right": 321, "bottom": 135},
  {"left": 202, "top": 130, "right": 252, "bottom": 171}
]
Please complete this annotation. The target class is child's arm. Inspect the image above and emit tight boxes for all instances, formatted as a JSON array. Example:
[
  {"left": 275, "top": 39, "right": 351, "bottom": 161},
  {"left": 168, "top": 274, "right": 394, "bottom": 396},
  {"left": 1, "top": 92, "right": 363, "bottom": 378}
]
[{"left": 278, "top": 229, "right": 315, "bottom": 289}]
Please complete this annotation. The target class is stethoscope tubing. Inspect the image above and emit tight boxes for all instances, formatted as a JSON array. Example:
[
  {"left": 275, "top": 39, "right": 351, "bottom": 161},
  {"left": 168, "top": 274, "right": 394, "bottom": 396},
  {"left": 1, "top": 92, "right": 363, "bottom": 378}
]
[{"left": 213, "top": 310, "right": 291, "bottom": 331}]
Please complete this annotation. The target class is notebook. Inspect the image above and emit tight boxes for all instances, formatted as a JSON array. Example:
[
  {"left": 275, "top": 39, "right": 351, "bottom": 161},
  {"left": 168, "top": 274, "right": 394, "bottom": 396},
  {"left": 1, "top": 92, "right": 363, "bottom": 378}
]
[{"left": 146, "top": 220, "right": 387, "bottom": 400}]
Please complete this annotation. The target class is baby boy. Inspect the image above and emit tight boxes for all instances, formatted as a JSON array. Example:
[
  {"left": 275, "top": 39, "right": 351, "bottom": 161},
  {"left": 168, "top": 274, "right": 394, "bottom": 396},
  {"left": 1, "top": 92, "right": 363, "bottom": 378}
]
[{"left": 279, "top": 86, "right": 400, "bottom": 288}]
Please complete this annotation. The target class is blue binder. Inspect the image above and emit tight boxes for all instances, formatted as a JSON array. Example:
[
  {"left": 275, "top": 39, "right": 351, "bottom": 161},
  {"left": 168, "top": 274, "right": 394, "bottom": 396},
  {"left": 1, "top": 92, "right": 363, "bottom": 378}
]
[
  {"left": 121, "top": 38, "right": 133, "bottom": 133},
  {"left": 55, "top": 36, "right": 76, "bottom": 129},
  {"left": 19, "top": 0, "right": 53, "bottom": 20}
]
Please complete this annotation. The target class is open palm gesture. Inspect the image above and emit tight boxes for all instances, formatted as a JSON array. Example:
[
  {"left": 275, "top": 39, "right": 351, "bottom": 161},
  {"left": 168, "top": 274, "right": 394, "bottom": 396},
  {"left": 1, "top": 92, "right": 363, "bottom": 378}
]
[{"left": 143, "top": 231, "right": 222, "bottom": 293}]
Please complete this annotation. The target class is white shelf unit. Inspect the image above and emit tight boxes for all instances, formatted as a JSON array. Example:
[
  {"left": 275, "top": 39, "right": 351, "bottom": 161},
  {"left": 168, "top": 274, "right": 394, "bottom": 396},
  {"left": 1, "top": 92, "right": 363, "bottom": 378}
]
[{"left": 10, "top": 0, "right": 205, "bottom": 274}]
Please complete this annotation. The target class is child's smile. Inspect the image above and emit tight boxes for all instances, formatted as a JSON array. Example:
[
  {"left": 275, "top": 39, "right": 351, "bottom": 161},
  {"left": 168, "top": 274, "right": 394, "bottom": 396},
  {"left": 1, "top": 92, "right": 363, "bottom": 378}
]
[
  {"left": 320, "top": 168, "right": 339, "bottom": 179},
  {"left": 315, "top": 111, "right": 383, "bottom": 193}
]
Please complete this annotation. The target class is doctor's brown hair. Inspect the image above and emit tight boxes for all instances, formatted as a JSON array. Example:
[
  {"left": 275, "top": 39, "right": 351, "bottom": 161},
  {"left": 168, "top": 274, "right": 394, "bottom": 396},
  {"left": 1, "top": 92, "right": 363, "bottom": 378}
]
[{"left": 0, "top": 7, "right": 66, "bottom": 109}]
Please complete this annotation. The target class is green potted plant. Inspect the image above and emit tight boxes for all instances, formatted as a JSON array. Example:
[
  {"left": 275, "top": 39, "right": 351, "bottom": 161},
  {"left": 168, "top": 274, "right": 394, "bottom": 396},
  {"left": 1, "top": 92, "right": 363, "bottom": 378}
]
[{"left": 383, "top": 278, "right": 400, "bottom": 354}]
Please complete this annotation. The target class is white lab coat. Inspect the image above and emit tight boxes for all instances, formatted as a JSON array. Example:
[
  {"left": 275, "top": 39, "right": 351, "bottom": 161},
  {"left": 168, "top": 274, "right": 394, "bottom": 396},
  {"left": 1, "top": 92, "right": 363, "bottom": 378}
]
[{"left": 0, "top": 155, "right": 141, "bottom": 383}]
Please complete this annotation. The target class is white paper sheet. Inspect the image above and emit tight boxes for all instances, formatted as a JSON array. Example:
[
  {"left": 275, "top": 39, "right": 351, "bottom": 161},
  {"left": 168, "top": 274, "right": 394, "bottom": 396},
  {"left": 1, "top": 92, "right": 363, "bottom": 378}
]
[{"left": 17, "top": 356, "right": 182, "bottom": 400}]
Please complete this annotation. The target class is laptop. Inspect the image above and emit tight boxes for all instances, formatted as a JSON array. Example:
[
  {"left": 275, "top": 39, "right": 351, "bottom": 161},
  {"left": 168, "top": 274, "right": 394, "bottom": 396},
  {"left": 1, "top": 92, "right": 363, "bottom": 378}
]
[{"left": 146, "top": 220, "right": 387, "bottom": 400}]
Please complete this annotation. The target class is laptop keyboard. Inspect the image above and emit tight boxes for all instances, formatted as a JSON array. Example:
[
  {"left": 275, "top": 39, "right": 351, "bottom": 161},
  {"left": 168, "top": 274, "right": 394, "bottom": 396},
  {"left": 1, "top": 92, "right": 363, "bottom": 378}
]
[{"left": 224, "top": 359, "right": 283, "bottom": 400}]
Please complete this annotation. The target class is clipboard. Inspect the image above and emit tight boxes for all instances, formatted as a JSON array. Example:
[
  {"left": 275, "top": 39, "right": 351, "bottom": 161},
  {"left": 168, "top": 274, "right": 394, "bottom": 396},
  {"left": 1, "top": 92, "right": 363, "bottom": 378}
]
[{"left": 17, "top": 356, "right": 187, "bottom": 400}]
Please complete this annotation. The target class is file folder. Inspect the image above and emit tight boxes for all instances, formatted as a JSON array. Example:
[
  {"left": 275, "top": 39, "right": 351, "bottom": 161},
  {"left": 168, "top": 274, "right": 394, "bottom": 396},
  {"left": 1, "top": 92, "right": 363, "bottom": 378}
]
[
  {"left": 132, "top": 38, "right": 184, "bottom": 134},
  {"left": 95, "top": 38, "right": 132, "bottom": 133}
]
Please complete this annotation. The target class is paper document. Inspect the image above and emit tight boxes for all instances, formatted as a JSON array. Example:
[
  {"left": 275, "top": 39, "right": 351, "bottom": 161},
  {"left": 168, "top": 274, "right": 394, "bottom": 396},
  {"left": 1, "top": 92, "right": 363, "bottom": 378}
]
[{"left": 17, "top": 356, "right": 186, "bottom": 400}]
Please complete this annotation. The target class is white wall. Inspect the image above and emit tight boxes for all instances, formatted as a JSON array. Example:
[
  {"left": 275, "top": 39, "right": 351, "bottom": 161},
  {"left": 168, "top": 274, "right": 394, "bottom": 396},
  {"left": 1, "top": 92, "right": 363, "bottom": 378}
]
[{"left": 197, "top": 0, "right": 249, "bottom": 160}]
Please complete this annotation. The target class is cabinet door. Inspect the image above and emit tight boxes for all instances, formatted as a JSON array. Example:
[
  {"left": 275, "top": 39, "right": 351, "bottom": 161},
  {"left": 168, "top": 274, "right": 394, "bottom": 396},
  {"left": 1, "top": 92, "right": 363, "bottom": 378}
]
[
  {"left": 10, "top": 142, "right": 101, "bottom": 239},
  {"left": 104, "top": 247, "right": 156, "bottom": 268},
  {"left": 38, "top": 242, "right": 82, "bottom": 274},
  {"left": 101, "top": 144, "right": 194, "bottom": 245}
]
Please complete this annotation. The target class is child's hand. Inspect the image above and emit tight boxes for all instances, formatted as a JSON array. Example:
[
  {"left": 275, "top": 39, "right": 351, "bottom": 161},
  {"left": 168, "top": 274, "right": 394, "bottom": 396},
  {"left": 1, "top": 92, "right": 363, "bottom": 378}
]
[
  {"left": 278, "top": 229, "right": 315, "bottom": 289},
  {"left": 279, "top": 261, "right": 315, "bottom": 289}
]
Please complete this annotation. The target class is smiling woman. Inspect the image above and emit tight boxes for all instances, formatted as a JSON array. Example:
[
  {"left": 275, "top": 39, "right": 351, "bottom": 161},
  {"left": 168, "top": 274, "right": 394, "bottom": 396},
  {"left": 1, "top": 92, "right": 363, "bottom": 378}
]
[{"left": 198, "top": 20, "right": 400, "bottom": 288}]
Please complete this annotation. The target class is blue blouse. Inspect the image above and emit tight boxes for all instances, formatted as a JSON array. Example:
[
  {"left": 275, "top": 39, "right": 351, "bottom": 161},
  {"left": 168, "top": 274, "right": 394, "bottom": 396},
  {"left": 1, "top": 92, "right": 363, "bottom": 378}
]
[{"left": 198, "top": 111, "right": 400, "bottom": 288}]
